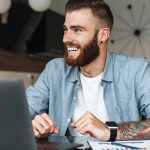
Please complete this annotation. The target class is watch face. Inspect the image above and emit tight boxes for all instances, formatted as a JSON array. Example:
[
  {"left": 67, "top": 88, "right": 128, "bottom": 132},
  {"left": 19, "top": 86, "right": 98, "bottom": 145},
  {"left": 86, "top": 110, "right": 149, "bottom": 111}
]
[{"left": 106, "top": 121, "right": 117, "bottom": 127}]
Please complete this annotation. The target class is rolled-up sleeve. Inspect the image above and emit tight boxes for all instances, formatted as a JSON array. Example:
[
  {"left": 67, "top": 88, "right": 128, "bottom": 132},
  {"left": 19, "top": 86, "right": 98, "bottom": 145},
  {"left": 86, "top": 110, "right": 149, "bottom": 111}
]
[{"left": 26, "top": 63, "right": 51, "bottom": 119}]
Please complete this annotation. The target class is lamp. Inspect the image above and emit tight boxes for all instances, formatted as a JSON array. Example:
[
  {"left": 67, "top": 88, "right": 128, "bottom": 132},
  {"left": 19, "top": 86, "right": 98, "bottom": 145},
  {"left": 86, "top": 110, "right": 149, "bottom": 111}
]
[
  {"left": 28, "top": 0, "right": 52, "bottom": 12},
  {"left": 0, "top": 0, "right": 11, "bottom": 14}
]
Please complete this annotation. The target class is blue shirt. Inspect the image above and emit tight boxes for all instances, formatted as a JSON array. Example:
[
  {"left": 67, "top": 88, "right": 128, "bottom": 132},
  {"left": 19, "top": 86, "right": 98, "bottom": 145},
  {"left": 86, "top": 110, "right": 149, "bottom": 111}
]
[{"left": 26, "top": 51, "right": 150, "bottom": 135}]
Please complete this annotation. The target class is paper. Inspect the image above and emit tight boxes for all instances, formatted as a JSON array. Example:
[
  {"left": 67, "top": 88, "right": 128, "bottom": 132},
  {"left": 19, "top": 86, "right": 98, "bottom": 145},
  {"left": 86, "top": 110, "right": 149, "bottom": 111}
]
[{"left": 88, "top": 140, "right": 150, "bottom": 150}]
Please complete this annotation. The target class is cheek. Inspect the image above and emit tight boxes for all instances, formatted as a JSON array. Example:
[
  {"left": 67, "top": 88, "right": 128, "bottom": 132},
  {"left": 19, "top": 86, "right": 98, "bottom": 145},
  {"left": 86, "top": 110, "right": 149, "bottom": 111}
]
[
  {"left": 80, "top": 34, "right": 95, "bottom": 45},
  {"left": 79, "top": 39, "right": 91, "bottom": 47},
  {"left": 73, "top": 33, "right": 94, "bottom": 47}
]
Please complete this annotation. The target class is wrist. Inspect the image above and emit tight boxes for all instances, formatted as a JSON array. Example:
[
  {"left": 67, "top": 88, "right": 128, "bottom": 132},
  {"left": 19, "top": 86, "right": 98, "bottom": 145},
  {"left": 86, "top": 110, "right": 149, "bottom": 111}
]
[{"left": 105, "top": 124, "right": 111, "bottom": 141}]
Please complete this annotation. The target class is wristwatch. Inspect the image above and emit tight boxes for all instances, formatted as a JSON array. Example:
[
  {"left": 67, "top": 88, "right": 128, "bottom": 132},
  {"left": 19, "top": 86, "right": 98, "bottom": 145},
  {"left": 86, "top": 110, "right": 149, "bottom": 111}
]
[{"left": 105, "top": 121, "right": 118, "bottom": 141}]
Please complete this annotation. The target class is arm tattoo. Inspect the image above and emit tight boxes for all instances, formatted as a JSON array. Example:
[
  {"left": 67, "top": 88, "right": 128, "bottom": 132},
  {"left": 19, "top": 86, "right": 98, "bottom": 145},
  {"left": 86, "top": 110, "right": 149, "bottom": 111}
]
[{"left": 118, "top": 119, "right": 150, "bottom": 140}]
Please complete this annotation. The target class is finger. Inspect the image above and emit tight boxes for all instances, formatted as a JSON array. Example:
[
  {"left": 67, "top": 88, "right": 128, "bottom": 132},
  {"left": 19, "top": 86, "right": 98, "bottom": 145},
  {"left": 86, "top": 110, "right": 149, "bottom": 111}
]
[
  {"left": 41, "top": 113, "right": 55, "bottom": 126},
  {"left": 71, "top": 112, "right": 92, "bottom": 128},
  {"left": 34, "top": 115, "right": 50, "bottom": 134},
  {"left": 78, "top": 118, "right": 93, "bottom": 131},
  {"left": 41, "top": 113, "right": 59, "bottom": 134},
  {"left": 77, "top": 123, "right": 93, "bottom": 135},
  {"left": 32, "top": 119, "right": 47, "bottom": 135},
  {"left": 33, "top": 126, "right": 41, "bottom": 138},
  {"left": 54, "top": 127, "right": 59, "bottom": 134},
  {"left": 76, "top": 121, "right": 108, "bottom": 140},
  {"left": 70, "top": 122, "right": 76, "bottom": 127}
]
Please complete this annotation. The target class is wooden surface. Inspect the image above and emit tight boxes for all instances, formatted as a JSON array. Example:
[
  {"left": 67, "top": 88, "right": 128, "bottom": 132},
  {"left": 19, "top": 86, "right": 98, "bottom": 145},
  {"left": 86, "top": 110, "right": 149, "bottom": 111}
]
[{"left": 0, "top": 50, "right": 49, "bottom": 73}]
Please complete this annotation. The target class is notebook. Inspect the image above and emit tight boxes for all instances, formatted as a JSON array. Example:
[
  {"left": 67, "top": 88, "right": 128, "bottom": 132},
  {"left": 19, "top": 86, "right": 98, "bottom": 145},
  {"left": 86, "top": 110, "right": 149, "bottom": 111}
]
[
  {"left": 0, "top": 79, "right": 37, "bottom": 150},
  {"left": 0, "top": 79, "right": 83, "bottom": 150}
]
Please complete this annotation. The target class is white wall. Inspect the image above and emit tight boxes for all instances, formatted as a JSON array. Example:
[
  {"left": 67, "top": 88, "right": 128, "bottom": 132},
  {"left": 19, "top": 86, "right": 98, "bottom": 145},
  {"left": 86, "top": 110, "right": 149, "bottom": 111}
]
[{"left": 105, "top": 0, "right": 150, "bottom": 60}]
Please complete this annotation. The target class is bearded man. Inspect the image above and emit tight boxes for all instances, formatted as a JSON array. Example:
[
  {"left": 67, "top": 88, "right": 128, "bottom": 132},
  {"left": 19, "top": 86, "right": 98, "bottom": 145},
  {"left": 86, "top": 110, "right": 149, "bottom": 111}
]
[{"left": 26, "top": 0, "right": 150, "bottom": 141}]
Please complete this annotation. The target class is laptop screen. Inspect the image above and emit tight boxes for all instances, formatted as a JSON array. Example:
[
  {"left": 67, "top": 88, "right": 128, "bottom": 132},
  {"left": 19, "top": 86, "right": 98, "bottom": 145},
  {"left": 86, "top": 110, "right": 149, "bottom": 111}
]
[{"left": 0, "top": 79, "right": 37, "bottom": 150}]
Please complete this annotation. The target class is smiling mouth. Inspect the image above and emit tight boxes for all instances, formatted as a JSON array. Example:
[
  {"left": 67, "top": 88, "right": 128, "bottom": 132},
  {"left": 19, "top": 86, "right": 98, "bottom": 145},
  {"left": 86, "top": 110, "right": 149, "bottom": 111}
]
[
  {"left": 66, "top": 46, "right": 80, "bottom": 58},
  {"left": 67, "top": 47, "right": 80, "bottom": 52}
]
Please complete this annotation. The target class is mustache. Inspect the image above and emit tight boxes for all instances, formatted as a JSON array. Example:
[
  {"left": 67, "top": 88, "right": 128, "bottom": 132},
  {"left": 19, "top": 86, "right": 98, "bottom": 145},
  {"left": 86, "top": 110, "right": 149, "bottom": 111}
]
[{"left": 64, "top": 42, "right": 80, "bottom": 48}]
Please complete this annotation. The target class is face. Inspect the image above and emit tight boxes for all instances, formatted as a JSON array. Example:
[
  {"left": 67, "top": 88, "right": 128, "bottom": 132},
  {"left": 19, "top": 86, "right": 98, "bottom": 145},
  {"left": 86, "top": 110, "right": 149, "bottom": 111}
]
[{"left": 63, "top": 9, "right": 100, "bottom": 66}]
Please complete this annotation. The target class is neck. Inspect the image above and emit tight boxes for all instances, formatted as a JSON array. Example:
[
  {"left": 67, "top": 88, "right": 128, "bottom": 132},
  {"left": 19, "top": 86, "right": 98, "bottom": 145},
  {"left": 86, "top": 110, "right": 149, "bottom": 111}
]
[{"left": 80, "top": 48, "right": 106, "bottom": 78}]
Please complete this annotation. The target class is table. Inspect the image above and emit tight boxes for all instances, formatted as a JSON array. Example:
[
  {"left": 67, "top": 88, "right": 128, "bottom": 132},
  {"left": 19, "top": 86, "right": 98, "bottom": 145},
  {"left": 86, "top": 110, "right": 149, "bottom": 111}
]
[{"left": 36, "top": 136, "right": 93, "bottom": 150}]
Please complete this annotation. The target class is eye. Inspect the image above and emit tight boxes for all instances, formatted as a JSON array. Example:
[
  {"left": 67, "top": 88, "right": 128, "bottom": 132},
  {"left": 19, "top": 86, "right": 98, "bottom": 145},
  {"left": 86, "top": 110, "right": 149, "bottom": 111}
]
[
  {"left": 74, "top": 28, "right": 82, "bottom": 33},
  {"left": 63, "top": 26, "right": 67, "bottom": 32}
]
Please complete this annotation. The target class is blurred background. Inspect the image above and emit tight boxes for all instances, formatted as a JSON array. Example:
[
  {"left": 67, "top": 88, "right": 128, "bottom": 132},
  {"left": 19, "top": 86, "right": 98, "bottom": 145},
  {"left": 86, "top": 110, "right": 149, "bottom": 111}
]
[{"left": 0, "top": 0, "right": 150, "bottom": 87}]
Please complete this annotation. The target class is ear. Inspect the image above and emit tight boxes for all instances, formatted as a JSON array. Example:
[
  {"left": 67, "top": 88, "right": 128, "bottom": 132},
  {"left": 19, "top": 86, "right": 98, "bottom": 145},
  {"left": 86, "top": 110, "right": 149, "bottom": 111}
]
[{"left": 97, "top": 27, "right": 110, "bottom": 44}]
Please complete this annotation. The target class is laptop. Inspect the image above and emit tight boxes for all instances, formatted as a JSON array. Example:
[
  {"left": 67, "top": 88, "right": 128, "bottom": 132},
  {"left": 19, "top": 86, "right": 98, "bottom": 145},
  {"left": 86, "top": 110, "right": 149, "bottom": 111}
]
[
  {"left": 0, "top": 79, "right": 37, "bottom": 150},
  {"left": 0, "top": 79, "right": 83, "bottom": 150}
]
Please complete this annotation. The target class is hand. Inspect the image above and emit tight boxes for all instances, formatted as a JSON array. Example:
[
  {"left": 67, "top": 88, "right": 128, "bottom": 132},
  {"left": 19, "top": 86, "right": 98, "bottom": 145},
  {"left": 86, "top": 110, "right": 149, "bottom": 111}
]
[
  {"left": 32, "top": 113, "right": 59, "bottom": 138},
  {"left": 70, "top": 111, "right": 110, "bottom": 141}
]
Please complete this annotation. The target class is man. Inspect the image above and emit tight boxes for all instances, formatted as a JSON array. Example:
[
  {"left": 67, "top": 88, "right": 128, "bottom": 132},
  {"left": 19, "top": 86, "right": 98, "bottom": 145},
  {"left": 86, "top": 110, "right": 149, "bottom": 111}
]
[{"left": 26, "top": 0, "right": 150, "bottom": 141}]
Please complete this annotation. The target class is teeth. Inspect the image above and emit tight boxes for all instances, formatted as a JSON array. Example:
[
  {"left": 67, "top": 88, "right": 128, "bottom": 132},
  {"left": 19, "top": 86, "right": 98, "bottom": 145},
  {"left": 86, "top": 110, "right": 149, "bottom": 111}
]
[{"left": 68, "top": 47, "right": 79, "bottom": 52}]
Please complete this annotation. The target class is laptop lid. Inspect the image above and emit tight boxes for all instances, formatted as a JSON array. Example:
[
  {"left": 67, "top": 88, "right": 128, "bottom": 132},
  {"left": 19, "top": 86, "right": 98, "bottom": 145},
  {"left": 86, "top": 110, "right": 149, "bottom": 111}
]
[{"left": 0, "top": 79, "right": 37, "bottom": 150}]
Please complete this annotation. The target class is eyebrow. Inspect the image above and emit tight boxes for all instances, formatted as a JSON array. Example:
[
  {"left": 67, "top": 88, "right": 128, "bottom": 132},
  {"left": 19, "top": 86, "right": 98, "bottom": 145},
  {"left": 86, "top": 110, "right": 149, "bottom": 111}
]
[
  {"left": 71, "top": 25, "right": 85, "bottom": 30},
  {"left": 63, "top": 24, "right": 85, "bottom": 30}
]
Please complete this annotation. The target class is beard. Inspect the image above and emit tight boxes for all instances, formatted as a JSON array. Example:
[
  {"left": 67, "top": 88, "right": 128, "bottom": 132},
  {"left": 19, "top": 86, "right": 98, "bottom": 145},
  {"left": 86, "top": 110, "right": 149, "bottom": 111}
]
[{"left": 64, "top": 32, "right": 100, "bottom": 67}]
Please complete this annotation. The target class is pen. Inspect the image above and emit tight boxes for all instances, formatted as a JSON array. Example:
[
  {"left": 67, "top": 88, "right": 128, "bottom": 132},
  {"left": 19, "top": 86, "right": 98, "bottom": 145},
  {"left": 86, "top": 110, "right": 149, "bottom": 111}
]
[
  {"left": 117, "top": 141, "right": 144, "bottom": 144},
  {"left": 111, "top": 142, "right": 141, "bottom": 149},
  {"left": 99, "top": 141, "right": 144, "bottom": 144}
]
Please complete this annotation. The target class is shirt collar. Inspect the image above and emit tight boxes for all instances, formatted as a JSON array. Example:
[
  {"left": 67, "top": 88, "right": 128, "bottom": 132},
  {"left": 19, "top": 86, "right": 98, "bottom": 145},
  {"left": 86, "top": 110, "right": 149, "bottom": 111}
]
[
  {"left": 102, "top": 50, "right": 114, "bottom": 82},
  {"left": 66, "top": 64, "right": 79, "bottom": 82}
]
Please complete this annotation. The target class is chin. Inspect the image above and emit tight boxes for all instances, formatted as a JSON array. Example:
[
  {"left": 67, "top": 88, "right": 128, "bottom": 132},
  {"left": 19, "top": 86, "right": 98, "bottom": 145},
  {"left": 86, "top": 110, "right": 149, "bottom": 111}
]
[{"left": 68, "top": 55, "right": 79, "bottom": 60}]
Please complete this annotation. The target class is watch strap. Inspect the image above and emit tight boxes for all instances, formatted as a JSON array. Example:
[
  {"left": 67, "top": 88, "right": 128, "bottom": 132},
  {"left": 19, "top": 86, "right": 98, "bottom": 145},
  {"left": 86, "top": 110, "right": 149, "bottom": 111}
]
[{"left": 105, "top": 121, "right": 118, "bottom": 141}]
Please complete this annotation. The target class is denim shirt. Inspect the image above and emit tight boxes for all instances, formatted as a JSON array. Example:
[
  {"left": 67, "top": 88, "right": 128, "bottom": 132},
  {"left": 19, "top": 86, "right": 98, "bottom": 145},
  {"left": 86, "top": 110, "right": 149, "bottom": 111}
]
[{"left": 26, "top": 51, "right": 150, "bottom": 135}]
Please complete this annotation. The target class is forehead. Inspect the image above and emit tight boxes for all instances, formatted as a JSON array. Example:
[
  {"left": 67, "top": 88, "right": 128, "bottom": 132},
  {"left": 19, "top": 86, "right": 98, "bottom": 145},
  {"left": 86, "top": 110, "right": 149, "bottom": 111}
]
[{"left": 64, "top": 8, "right": 99, "bottom": 28}]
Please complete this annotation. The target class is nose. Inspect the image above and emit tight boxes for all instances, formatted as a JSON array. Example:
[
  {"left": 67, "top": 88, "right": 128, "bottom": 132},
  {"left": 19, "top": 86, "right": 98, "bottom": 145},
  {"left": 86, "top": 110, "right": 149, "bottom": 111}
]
[{"left": 63, "top": 31, "right": 73, "bottom": 43}]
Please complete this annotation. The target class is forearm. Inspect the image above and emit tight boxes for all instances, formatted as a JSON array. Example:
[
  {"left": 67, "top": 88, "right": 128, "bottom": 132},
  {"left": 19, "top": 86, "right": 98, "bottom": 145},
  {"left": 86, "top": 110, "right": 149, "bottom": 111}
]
[{"left": 117, "top": 119, "right": 150, "bottom": 140}]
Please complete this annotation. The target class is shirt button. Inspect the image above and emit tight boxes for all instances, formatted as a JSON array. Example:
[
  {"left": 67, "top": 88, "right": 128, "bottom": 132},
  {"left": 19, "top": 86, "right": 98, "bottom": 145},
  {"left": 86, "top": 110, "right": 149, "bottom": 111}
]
[
  {"left": 77, "top": 81, "right": 80, "bottom": 85},
  {"left": 67, "top": 118, "right": 71, "bottom": 123}
]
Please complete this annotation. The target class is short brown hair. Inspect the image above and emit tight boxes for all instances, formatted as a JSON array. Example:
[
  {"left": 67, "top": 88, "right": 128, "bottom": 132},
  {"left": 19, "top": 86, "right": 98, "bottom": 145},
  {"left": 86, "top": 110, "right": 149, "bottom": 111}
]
[{"left": 65, "top": 0, "right": 114, "bottom": 30}]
